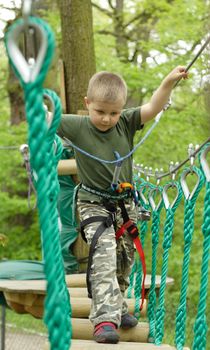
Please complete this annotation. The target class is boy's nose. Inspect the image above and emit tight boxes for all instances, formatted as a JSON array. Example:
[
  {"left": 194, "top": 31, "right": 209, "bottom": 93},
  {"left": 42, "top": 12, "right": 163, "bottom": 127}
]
[{"left": 102, "top": 114, "right": 110, "bottom": 122}]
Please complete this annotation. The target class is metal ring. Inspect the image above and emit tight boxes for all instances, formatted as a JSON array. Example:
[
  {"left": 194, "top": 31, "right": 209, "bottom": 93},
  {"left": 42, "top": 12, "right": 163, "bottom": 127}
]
[
  {"left": 148, "top": 187, "right": 163, "bottom": 211},
  {"left": 180, "top": 168, "right": 201, "bottom": 200},
  {"left": 6, "top": 19, "right": 47, "bottom": 83},
  {"left": 139, "top": 185, "right": 149, "bottom": 205},
  {"left": 200, "top": 145, "right": 210, "bottom": 182},
  {"left": 162, "top": 182, "right": 180, "bottom": 210},
  {"left": 43, "top": 93, "right": 55, "bottom": 129}
]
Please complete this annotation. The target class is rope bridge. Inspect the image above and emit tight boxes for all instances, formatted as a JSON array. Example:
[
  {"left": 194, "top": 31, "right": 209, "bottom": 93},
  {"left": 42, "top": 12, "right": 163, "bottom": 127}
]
[{"left": 3, "top": 6, "right": 210, "bottom": 350}]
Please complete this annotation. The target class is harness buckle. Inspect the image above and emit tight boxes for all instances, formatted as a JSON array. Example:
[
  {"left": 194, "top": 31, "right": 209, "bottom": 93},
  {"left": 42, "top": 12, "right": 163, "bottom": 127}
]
[
  {"left": 105, "top": 213, "right": 115, "bottom": 227},
  {"left": 127, "top": 223, "right": 139, "bottom": 239},
  {"left": 117, "top": 182, "right": 133, "bottom": 194}
]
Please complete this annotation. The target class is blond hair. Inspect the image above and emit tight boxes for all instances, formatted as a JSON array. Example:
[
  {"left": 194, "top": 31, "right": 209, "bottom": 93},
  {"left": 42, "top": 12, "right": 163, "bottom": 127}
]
[{"left": 87, "top": 71, "right": 127, "bottom": 105}]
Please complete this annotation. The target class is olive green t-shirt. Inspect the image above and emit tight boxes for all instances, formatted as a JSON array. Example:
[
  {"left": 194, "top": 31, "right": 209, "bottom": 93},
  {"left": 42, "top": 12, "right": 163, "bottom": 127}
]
[{"left": 57, "top": 107, "right": 142, "bottom": 202}]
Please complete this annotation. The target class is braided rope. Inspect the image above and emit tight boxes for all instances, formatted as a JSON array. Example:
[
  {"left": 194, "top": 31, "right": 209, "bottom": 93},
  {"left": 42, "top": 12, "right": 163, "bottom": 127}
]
[
  {"left": 133, "top": 180, "right": 152, "bottom": 318},
  {"left": 175, "top": 166, "right": 204, "bottom": 350},
  {"left": 192, "top": 147, "right": 210, "bottom": 350},
  {"left": 5, "top": 17, "right": 72, "bottom": 350},
  {"left": 147, "top": 186, "right": 163, "bottom": 343},
  {"left": 155, "top": 181, "right": 182, "bottom": 345}
]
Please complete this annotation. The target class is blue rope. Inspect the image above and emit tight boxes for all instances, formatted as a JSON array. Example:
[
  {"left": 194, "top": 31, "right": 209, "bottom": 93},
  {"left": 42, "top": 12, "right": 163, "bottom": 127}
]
[{"left": 63, "top": 117, "right": 160, "bottom": 164}]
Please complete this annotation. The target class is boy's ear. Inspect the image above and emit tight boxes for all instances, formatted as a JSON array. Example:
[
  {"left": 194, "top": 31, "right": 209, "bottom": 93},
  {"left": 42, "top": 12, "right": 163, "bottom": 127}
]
[{"left": 84, "top": 96, "right": 89, "bottom": 108}]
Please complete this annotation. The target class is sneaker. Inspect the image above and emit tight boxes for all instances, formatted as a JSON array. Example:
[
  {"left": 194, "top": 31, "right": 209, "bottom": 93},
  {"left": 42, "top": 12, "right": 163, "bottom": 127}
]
[
  {"left": 93, "top": 322, "right": 119, "bottom": 343},
  {"left": 120, "top": 313, "right": 138, "bottom": 329}
]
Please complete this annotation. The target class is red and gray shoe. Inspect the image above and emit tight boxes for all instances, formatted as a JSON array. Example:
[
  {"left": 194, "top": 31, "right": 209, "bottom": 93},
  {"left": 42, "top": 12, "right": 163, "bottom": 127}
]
[
  {"left": 120, "top": 313, "right": 138, "bottom": 329},
  {"left": 93, "top": 322, "right": 119, "bottom": 343}
]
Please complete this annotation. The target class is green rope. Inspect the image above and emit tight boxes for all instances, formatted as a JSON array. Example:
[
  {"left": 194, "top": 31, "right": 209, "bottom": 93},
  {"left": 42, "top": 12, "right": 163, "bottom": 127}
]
[
  {"left": 133, "top": 180, "right": 152, "bottom": 318},
  {"left": 127, "top": 177, "right": 148, "bottom": 300},
  {"left": 155, "top": 181, "right": 182, "bottom": 345},
  {"left": 5, "top": 17, "right": 72, "bottom": 350},
  {"left": 175, "top": 166, "right": 204, "bottom": 350},
  {"left": 147, "top": 186, "right": 163, "bottom": 343},
  {"left": 192, "top": 182, "right": 210, "bottom": 350},
  {"left": 192, "top": 147, "right": 210, "bottom": 350}
]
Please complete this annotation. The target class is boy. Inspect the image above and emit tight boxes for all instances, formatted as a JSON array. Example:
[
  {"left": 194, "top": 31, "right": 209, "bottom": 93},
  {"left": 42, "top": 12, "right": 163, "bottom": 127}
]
[{"left": 57, "top": 66, "right": 188, "bottom": 343}]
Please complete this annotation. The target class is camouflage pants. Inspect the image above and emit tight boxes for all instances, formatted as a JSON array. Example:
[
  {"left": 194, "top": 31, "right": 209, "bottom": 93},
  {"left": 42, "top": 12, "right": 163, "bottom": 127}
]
[{"left": 77, "top": 199, "right": 138, "bottom": 327}]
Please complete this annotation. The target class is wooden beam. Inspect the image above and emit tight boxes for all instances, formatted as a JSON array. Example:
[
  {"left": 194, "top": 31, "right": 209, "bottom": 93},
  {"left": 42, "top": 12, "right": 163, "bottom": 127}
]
[
  {"left": 4, "top": 293, "right": 147, "bottom": 319},
  {"left": 0, "top": 275, "right": 174, "bottom": 294},
  {"left": 43, "top": 339, "right": 190, "bottom": 350},
  {"left": 70, "top": 318, "right": 149, "bottom": 342}
]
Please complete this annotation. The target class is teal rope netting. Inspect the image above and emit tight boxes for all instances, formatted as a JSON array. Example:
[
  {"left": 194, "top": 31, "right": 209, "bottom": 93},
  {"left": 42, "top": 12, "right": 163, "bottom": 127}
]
[
  {"left": 192, "top": 145, "right": 210, "bottom": 350},
  {"left": 147, "top": 185, "right": 164, "bottom": 342},
  {"left": 175, "top": 166, "right": 204, "bottom": 350},
  {"left": 5, "top": 17, "right": 72, "bottom": 350},
  {"left": 155, "top": 180, "right": 182, "bottom": 344}
]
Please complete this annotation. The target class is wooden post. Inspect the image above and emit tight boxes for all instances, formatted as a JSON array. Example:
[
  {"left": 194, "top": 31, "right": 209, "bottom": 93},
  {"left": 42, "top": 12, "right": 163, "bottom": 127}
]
[{"left": 43, "top": 339, "right": 190, "bottom": 350}]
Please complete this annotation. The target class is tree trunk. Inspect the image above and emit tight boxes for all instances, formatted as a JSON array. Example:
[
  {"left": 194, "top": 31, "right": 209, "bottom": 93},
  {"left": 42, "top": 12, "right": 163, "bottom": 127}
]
[{"left": 59, "top": 0, "right": 96, "bottom": 113}]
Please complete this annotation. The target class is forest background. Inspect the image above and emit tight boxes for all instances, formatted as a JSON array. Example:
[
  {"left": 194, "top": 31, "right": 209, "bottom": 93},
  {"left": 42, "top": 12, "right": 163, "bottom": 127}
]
[{"left": 0, "top": 0, "right": 209, "bottom": 348}]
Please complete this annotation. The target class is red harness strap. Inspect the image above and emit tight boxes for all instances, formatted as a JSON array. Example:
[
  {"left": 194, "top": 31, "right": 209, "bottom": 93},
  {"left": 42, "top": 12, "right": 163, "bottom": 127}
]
[{"left": 116, "top": 205, "right": 146, "bottom": 311}]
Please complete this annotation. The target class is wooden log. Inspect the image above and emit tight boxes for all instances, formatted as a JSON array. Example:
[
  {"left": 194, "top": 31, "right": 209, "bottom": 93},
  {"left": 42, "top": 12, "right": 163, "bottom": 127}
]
[
  {"left": 43, "top": 339, "right": 190, "bottom": 350},
  {"left": 65, "top": 274, "right": 174, "bottom": 290},
  {"left": 71, "top": 318, "right": 149, "bottom": 342},
  {"left": 4, "top": 293, "right": 147, "bottom": 319},
  {"left": 0, "top": 274, "right": 174, "bottom": 294}
]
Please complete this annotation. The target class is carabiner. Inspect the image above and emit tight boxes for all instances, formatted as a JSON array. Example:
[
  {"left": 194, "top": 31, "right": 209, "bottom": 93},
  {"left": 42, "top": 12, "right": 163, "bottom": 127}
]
[
  {"left": 6, "top": 17, "right": 48, "bottom": 84},
  {"left": 162, "top": 182, "right": 180, "bottom": 210},
  {"left": 180, "top": 167, "right": 201, "bottom": 200},
  {"left": 148, "top": 186, "right": 163, "bottom": 211}
]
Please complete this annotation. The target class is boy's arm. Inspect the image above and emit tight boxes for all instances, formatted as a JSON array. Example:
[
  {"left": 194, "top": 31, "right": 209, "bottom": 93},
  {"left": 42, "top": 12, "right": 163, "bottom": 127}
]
[
  {"left": 57, "top": 159, "right": 77, "bottom": 176},
  {"left": 141, "top": 66, "right": 188, "bottom": 124}
]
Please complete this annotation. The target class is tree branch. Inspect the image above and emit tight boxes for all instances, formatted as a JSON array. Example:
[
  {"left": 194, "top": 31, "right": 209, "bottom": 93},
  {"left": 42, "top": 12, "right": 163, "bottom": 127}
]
[
  {"left": 96, "top": 29, "right": 115, "bottom": 37},
  {"left": 108, "top": 0, "right": 115, "bottom": 10},
  {"left": 123, "top": 12, "right": 144, "bottom": 29},
  {"left": 91, "top": 2, "right": 112, "bottom": 17}
]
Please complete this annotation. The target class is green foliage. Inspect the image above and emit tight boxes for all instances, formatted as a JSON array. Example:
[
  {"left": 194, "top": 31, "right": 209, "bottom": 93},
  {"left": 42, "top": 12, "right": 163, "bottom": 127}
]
[
  {"left": 0, "top": 1, "right": 209, "bottom": 347},
  {"left": 0, "top": 51, "right": 41, "bottom": 261}
]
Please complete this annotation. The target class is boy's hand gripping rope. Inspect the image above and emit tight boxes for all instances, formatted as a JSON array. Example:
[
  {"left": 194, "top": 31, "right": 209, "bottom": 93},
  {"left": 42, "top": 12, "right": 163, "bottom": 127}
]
[
  {"left": 5, "top": 17, "right": 71, "bottom": 350},
  {"left": 192, "top": 144, "right": 210, "bottom": 350},
  {"left": 175, "top": 166, "right": 205, "bottom": 350},
  {"left": 155, "top": 181, "right": 182, "bottom": 345}
]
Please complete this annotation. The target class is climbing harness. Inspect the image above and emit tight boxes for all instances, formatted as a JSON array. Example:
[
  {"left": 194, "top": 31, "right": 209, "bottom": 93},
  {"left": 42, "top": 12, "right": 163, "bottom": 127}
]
[{"left": 80, "top": 183, "right": 147, "bottom": 311}]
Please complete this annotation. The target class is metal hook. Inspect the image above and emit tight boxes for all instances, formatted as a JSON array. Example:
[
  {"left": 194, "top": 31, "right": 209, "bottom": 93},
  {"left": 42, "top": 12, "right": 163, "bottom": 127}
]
[
  {"left": 200, "top": 145, "right": 210, "bottom": 182},
  {"left": 144, "top": 166, "right": 153, "bottom": 182},
  {"left": 162, "top": 182, "right": 180, "bottom": 210},
  {"left": 188, "top": 143, "right": 195, "bottom": 168},
  {"left": 155, "top": 168, "right": 163, "bottom": 186},
  {"left": 43, "top": 93, "right": 55, "bottom": 129},
  {"left": 22, "top": 0, "right": 33, "bottom": 22},
  {"left": 148, "top": 187, "right": 163, "bottom": 211},
  {"left": 6, "top": 18, "right": 48, "bottom": 83},
  {"left": 139, "top": 185, "right": 149, "bottom": 206},
  {"left": 180, "top": 168, "right": 201, "bottom": 200},
  {"left": 169, "top": 161, "right": 179, "bottom": 182}
]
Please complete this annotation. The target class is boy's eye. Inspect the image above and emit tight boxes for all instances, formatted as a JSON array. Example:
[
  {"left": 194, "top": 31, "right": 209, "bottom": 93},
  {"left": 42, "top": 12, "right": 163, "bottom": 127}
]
[
  {"left": 111, "top": 112, "right": 118, "bottom": 116},
  {"left": 96, "top": 110, "right": 104, "bottom": 114}
]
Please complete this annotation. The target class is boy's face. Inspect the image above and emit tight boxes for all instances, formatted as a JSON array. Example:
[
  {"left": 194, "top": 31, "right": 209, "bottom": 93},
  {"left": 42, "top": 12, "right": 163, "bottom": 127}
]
[{"left": 85, "top": 98, "right": 124, "bottom": 132}]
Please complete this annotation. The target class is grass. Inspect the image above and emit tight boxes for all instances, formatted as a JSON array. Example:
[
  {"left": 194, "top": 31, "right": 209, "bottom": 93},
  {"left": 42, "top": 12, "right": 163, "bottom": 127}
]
[{"left": 5, "top": 309, "right": 47, "bottom": 335}]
